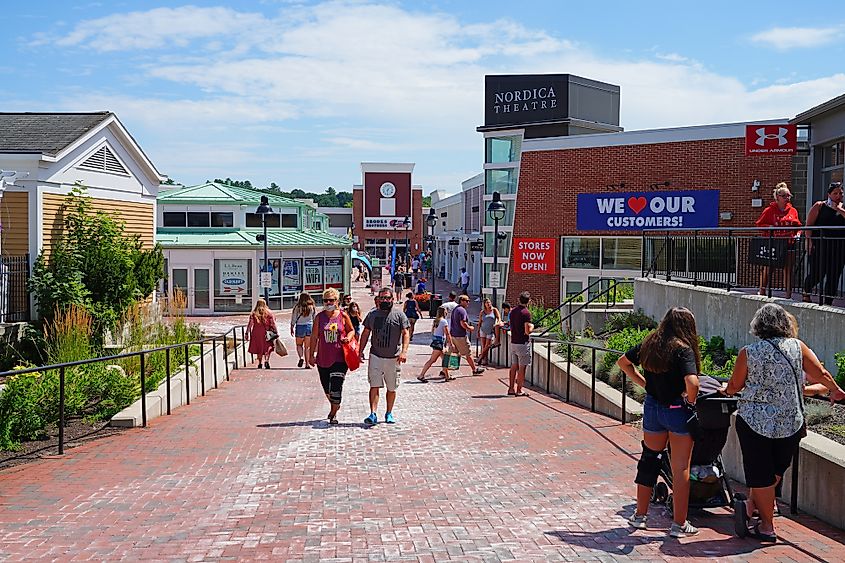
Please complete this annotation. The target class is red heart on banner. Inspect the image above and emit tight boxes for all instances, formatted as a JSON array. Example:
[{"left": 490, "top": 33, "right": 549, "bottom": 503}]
[{"left": 627, "top": 196, "right": 647, "bottom": 214}]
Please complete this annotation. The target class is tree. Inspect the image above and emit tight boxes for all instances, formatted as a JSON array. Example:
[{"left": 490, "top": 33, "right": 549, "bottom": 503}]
[
  {"left": 28, "top": 184, "right": 165, "bottom": 336},
  {"left": 422, "top": 196, "right": 432, "bottom": 207}
]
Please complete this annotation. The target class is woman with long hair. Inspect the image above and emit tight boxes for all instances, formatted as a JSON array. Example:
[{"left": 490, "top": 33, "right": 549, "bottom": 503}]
[
  {"left": 616, "top": 307, "right": 701, "bottom": 538},
  {"left": 475, "top": 298, "right": 501, "bottom": 366},
  {"left": 403, "top": 292, "right": 421, "bottom": 342},
  {"left": 417, "top": 306, "right": 452, "bottom": 382},
  {"left": 290, "top": 292, "right": 316, "bottom": 368},
  {"left": 309, "top": 288, "right": 355, "bottom": 424},
  {"left": 246, "top": 298, "right": 278, "bottom": 369},
  {"left": 347, "top": 301, "right": 363, "bottom": 339}
]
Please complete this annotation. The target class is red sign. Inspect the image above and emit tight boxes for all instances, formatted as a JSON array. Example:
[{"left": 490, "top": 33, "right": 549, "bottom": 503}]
[
  {"left": 513, "top": 238, "right": 556, "bottom": 274},
  {"left": 745, "top": 124, "right": 797, "bottom": 156}
]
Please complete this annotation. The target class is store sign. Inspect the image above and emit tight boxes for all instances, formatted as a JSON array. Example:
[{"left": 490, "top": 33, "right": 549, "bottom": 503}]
[
  {"left": 577, "top": 190, "right": 720, "bottom": 231},
  {"left": 484, "top": 74, "right": 569, "bottom": 128},
  {"left": 363, "top": 217, "right": 412, "bottom": 230},
  {"left": 325, "top": 258, "right": 343, "bottom": 289},
  {"left": 304, "top": 258, "right": 323, "bottom": 291},
  {"left": 283, "top": 259, "right": 302, "bottom": 292},
  {"left": 745, "top": 124, "right": 797, "bottom": 156},
  {"left": 488, "top": 271, "right": 501, "bottom": 288},
  {"left": 448, "top": 239, "right": 460, "bottom": 246},
  {"left": 470, "top": 241, "right": 484, "bottom": 252},
  {"left": 513, "top": 238, "right": 556, "bottom": 274},
  {"left": 219, "top": 260, "right": 248, "bottom": 294}
]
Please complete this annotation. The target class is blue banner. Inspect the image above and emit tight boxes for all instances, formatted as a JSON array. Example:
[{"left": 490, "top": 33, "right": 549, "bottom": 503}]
[{"left": 576, "top": 190, "right": 720, "bottom": 231}]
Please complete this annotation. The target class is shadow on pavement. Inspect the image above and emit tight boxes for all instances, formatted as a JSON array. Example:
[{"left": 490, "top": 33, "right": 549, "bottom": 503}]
[{"left": 257, "top": 420, "right": 365, "bottom": 429}]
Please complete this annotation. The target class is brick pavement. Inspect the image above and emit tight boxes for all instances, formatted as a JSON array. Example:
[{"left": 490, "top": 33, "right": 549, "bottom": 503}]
[{"left": 2, "top": 278, "right": 845, "bottom": 561}]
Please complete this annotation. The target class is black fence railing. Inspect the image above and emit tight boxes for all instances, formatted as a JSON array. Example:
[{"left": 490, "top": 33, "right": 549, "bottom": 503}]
[
  {"left": 0, "top": 254, "right": 30, "bottom": 322},
  {"left": 0, "top": 324, "right": 251, "bottom": 456},
  {"left": 642, "top": 226, "right": 845, "bottom": 305}
]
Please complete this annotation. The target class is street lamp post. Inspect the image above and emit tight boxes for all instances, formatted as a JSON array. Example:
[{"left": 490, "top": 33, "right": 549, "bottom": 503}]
[
  {"left": 255, "top": 195, "right": 273, "bottom": 303},
  {"left": 487, "top": 191, "right": 506, "bottom": 307},
  {"left": 404, "top": 215, "right": 410, "bottom": 266},
  {"left": 426, "top": 208, "right": 437, "bottom": 296}
]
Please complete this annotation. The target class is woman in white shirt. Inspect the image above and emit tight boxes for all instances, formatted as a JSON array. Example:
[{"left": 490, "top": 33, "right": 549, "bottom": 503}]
[{"left": 417, "top": 306, "right": 452, "bottom": 382}]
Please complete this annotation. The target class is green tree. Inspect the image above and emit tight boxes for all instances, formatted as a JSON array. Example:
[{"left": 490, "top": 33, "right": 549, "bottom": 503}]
[
  {"left": 422, "top": 195, "right": 432, "bottom": 207},
  {"left": 28, "top": 184, "right": 165, "bottom": 335}
]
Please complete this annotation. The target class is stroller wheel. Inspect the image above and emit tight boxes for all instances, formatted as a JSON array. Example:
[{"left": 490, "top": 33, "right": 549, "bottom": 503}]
[
  {"left": 666, "top": 493, "right": 674, "bottom": 516},
  {"left": 651, "top": 481, "right": 669, "bottom": 504}
]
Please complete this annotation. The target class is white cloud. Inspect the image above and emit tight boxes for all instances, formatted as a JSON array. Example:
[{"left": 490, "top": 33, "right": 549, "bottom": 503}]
[{"left": 750, "top": 26, "right": 841, "bottom": 50}]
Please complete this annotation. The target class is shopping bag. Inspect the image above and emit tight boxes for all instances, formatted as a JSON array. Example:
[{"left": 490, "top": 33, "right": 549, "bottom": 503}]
[
  {"left": 343, "top": 338, "right": 361, "bottom": 371},
  {"left": 273, "top": 338, "right": 288, "bottom": 357},
  {"left": 748, "top": 237, "right": 788, "bottom": 267},
  {"left": 441, "top": 352, "right": 460, "bottom": 370}
]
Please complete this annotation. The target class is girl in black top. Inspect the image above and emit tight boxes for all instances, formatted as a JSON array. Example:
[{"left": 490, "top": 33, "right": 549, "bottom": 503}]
[
  {"left": 803, "top": 182, "right": 845, "bottom": 304},
  {"left": 617, "top": 307, "right": 701, "bottom": 538}
]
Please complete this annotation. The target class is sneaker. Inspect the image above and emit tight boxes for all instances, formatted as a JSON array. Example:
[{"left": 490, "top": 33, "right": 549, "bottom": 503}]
[
  {"left": 329, "top": 418, "right": 339, "bottom": 425},
  {"left": 385, "top": 412, "right": 396, "bottom": 424},
  {"left": 669, "top": 521, "right": 699, "bottom": 538},
  {"left": 297, "top": 358, "right": 304, "bottom": 368},
  {"left": 264, "top": 362, "right": 271, "bottom": 369},
  {"left": 472, "top": 368, "right": 485, "bottom": 375},
  {"left": 364, "top": 413, "right": 378, "bottom": 426},
  {"left": 628, "top": 513, "right": 647, "bottom": 530}
]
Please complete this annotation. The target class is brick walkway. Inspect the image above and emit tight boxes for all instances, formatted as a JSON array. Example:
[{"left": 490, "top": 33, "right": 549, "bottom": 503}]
[{"left": 2, "top": 280, "right": 845, "bottom": 561}]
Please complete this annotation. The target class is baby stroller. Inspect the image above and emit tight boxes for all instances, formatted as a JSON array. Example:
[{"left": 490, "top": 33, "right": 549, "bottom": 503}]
[{"left": 650, "top": 375, "right": 738, "bottom": 514}]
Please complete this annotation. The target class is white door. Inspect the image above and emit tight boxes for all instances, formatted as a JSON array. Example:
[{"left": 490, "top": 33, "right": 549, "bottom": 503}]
[{"left": 170, "top": 266, "right": 212, "bottom": 315}]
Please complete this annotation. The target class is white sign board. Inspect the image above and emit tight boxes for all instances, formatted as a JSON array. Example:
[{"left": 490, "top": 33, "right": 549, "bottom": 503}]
[
  {"left": 260, "top": 272, "right": 273, "bottom": 289},
  {"left": 488, "top": 271, "right": 501, "bottom": 288},
  {"left": 219, "top": 260, "right": 249, "bottom": 295},
  {"left": 363, "top": 217, "right": 412, "bottom": 230}
]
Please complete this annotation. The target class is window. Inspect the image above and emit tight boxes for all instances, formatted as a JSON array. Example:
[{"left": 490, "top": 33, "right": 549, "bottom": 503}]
[
  {"left": 210, "top": 212, "right": 234, "bottom": 228},
  {"left": 484, "top": 231, "right": 511, "bottom": 258},
  {"left": 162, "top": 212, "right": 186, "bottom": 227},
  {"left": 187, "top": 212, "right": 210, "bottom": 227},
  {"left": 281, "top": 213, "right": 298, "bottom": 228},
  {"left": 486, "top": 136, "right": 522, "bottom": 164},
  {"left": 483, "top": 199, "right": 515, "bottom": 227},
  {"left": 314, "top": 221, "right": 322, "bottom": 231},
  {"left": 602, "top": 238, "right": 642, "bottom": 270},
  {"left": 563, "top": 238, "right": 600, "bottom": 269},
  {"left": 565, "top": 281, "right": 583, "bottom": 297},
  {"left": 246, "top": 213, "right": 281, "bottom": 227},
  {"left": 485, "top": 169, "right": 518, "bottom": 195},
  {"left": 820, "top": 139, "right": 845, "bottom": 201}
]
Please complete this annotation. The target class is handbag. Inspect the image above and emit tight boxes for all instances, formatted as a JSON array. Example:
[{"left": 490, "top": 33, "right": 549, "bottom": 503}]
[
  {"left": 441, "top": 352, "right": 460, "bottom": 370},
  {"left": 748, "top": 237, "right": 788, "bottom": 267},
  {"left": 765, "top": 339, "right": 807, "bottom": 438},
  {"left": 274, "top": 338, "right": 288, "bottom": 357},
  {"left": 343, "top": 337, "right": 361, "bottom": 371},
  {"left": 266, "top": 329, "right": 278, "bottom": 342}
]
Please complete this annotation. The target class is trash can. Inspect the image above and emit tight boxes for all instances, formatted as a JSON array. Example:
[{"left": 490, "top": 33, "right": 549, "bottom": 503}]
[
  {"left": 404, "top": 272, "right": 413, "bottom": 290},
  {"left": 429, "top": 294, "right": 443, "bottom": 318}
]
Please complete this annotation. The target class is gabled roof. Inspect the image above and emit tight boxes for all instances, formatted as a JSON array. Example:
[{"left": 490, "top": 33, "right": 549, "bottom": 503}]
[
  {"left": 157, "top": 182, "right": 304, "bottom": 207},
  {"left": 156, "top": 229, "right": 352, "bottom": 248},
  {"left": 0, "top": 112, "right": 111, "bottom": 156}
]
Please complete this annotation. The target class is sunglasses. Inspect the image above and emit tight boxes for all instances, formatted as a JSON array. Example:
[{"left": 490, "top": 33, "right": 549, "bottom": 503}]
[
  {"left": 778, "top": 194, "right": 792, "bottom": 199},
  {"left": 324, "top": 298, "right": 336, "bottom": 303}
]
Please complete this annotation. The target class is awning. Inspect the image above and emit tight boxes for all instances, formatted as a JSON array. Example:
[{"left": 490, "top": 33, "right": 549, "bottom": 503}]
[{"left": 351, "top": 249, "right": 372, "bottom": 270}]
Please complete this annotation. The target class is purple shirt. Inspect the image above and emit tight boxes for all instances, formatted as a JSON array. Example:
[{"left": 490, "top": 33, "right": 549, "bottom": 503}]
[
  {"left": 509, "top": 305, "right": 532, "bottom": 344},
  {"left": 450, "top": 305, "right": 468, "bottom": 338}
]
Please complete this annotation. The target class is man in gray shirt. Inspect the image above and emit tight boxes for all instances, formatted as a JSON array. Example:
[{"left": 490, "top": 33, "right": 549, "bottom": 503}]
[{"left": 359, "top": 287, "right": 410, "bottom": 425}]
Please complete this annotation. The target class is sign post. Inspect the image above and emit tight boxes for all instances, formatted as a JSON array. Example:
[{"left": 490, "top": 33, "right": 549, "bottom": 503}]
[{"left": 488, "top": 271, "right": 501, "bottom": 288}]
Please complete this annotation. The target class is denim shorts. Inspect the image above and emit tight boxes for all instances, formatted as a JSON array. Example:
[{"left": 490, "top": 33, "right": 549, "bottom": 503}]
[
  {"left": 294, "top": 324, "right": 313, "bottom": 338},
  {"left": 642, "top": 394, "right": 690, "bottom": 435}
]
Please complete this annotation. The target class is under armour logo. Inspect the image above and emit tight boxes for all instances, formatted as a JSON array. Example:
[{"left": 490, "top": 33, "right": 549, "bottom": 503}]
[{"left": 755, "top": 127, "right": 788, "bottom": 147}]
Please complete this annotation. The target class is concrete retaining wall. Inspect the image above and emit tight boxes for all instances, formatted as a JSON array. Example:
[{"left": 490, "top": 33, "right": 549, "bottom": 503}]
[
  {"left": 111, "top": 337, "right": 240, "bottom": 427},
  {"left": 634, "top": 278, "right": 845, "bottom": 373}
]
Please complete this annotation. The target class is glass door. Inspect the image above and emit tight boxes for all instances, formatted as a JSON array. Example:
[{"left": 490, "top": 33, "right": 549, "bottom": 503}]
[
  {"left": 171, "top": 268, "right": 188, "bottom": 308},
  {"left": 193, "top": 267, "right": 211, "bottom": 314},
  {"left": 170, "top": 267, "right": 212, "bottom": 314}
]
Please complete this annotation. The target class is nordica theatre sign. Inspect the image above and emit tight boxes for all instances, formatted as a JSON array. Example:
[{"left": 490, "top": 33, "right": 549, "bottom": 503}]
[
  {"left": 577, "top": 190, "right": 720, "bottom": 231},
  {"left": 484, "top": 74, "right": 568, "bottom": 128}
]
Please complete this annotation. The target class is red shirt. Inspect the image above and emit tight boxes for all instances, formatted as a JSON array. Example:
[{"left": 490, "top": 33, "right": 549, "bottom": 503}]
[
  {"left": 315, "top": 310, "right": 352, "bottom": 368},
  {"left": 755, "top": 202, "right": 801, "bottom": 239},
  {"left": 509, "top": 305, "right": 532, "bottom": 345}
]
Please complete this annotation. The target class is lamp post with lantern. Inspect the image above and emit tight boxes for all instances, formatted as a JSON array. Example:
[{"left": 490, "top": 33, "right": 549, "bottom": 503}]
[
  {"left": 255, "top": 195, "right": 273, "bottom": 303},
  {"left": 486, "top": 191, "right": 507, "bottom": 307},
  {"left": 426, "top": 207, "right": 437, "bottom": 296}
]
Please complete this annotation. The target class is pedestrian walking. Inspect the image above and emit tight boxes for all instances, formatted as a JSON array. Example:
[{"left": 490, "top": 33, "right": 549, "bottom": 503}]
[
  {"left": 309, "top": 288, "right": 355, "bottom": 425},
  {"left": 459, "top": 267, "right": 470, "bottom": 295},
  {"left": 403, "top": 291, "right": 421, "bottom": 342},
  {"left": 417, "top": 305, "right": 451, "bottom": 382},
  {"left": 347, "top": 301, "right": 364, "bottom": 338},
  {"left": 443, "top": 294, "right": 484, "bottom": 379},
  {"left": 475, "top": 298, "right": 501, "bottom": 366},
  {"left": 507, "top": 292, "right": 533, "bottom": 396},
  {"left": 246, "top": 298, "right": 278, "bottom": 369},
  {"left": 724, "top": 303, "right": 845, "bottom": 542},
  {"left": 359, "top": 287, "right": 410, "bottom": 425},
  {"left": 616, "top": 307, "right": 701, "bottom": 538},
  {"left": 393, "top": 265, "right": 406, "bottom": 301},
  {"left": 291, "top": 292, "right": 316, "bottom": 368},
  {"left": 802, "top": 182, "right": 845, "bottom": 304}
]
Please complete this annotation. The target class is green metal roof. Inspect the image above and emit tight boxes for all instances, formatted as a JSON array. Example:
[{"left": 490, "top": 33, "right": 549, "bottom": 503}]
[
  {"left": 157, "top": 182, "right": 306, "bottom": 207},
  {"left": 157, "top": 228, "right": 351, "bottom": 249}
]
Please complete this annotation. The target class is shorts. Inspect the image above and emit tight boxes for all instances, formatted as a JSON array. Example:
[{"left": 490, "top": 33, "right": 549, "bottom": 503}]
[
  {"left": 736, "top": 415, "right": 802, "bottom": 488},
  {"left": 479, "top": 329, "right": 493, "bottom": 340},
  {"left": 318, "top": 362, "right": 348, "bottom": 404},
  {"left": 368, "top": 354, "right": 401, "bottom": 391},
  {"left": 642, "top": 394, "right": 690, "bottom": 435},
  {"left": 294, "top": 324, "right": 313, "bottom": 338},
  {"left": 510, "top": 342, "right": 532, "bottom": 367},
  {"left": 430, "top": 336, "right": 444, "bottom": 350},
  {"left": 450, "top": 336, "right": 471, "bottom": 357}
]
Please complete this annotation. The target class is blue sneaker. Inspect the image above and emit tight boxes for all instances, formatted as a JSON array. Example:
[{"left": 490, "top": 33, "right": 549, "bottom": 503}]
[
  {"left": 364, "top": 412, "right": 378, "bottom": 426},
  {"left": 385, "top": 412, "right": 396, "bottom": 424}
]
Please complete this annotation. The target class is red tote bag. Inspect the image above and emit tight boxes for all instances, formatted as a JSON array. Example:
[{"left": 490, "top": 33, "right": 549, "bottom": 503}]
[{"left": 343, "top": 337, "right": 361, "bottom": 371}]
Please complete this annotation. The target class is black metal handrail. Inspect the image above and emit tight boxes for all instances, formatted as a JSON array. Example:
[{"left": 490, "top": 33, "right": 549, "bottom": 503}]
[
  {"left": 533, "top": 278, "right": 633, "bottom": 338},
  {"left": 0, "top": 323, "right": 252, "bottom": 455}
]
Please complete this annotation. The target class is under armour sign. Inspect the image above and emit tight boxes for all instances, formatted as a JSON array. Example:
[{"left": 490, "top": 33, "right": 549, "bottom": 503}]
[{"left": 745, "top": 124, "right": 797, "bottom": 156}]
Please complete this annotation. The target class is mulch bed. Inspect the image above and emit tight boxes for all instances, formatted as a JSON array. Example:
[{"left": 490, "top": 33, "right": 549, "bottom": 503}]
[
  {"left": 806, "top": 397, "right": 845, "bottom": 446},
  {"left": 0, "top": 420, "right": 126, "bottom": 471}
]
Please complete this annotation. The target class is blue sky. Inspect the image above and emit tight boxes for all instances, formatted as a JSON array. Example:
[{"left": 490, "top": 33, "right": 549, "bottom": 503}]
[{"left": 4, "top": 1, "right": 844, "bottom": 194}]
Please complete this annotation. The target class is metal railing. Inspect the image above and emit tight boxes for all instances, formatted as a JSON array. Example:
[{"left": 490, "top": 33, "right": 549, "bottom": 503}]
[
  {"left": 533, "top": 277, "right": 634, "bottom": 338},
  {"left": 0, "top": 324, "right": 252, "bottom": 456},
  {"left": 0, "top": 254, "right": 30, "bottom": 323},
  {"left": 642, "top": 226, "right": 845, "bottom": 304}
]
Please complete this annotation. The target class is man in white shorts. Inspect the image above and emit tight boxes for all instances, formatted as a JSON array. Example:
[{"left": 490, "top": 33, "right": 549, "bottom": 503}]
[{"left": 359, "top": 287, "right": 410, "bottom": 425}]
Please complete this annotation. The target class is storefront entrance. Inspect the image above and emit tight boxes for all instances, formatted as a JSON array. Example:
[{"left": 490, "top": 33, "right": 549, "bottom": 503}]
[{"left": 171, "top": 266, "right": 212, "bottom": 315}]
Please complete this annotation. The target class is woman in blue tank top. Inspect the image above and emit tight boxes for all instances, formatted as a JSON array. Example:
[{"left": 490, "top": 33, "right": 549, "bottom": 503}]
[{"left": 404, "top": 292, "right": 420, "bottom": 342}]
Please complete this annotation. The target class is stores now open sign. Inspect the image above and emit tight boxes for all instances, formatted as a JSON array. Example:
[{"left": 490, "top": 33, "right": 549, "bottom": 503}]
[
  {"left": 513, "top": 238, "right": 556, "bottom": 273},
  {"left": 577, "top": 190, "right": 720, "bottom": 231}
]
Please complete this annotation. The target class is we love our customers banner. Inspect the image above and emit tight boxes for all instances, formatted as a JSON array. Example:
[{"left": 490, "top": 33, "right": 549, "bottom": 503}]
[{"left": 576, "top": 190, "right": 720, "bottom": 231}]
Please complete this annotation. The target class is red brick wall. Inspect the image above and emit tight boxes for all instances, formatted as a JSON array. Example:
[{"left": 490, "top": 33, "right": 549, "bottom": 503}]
[{"left": 507, "top": 136, "right": 793, "bottom": 306}]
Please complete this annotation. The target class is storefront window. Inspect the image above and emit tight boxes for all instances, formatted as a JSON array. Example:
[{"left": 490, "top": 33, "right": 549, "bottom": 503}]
[
  {"left": 483, "top": 199, "right": 515, "bottom": 227},
  {"left": 562, "top": 238, "right": 600, "bottom": 269},
  {"left": 486, "top": 136, "right": 522, "bottom": 164},
  {"left": 485, "top": 169, "right": 519, "bottom": 195},
  {"left": 210, "top": 212, "right": 234, "bottom": 228},
  {"left": 281, "top": 213, "right": 298, "bottom": 228},
  {"left": 246, "top": 213, "right": 281, "bottom": 227},
  {"left": 565, "top": 281, "right": 583, "bottom": 297},
  {"left": 483, "top": 231, "right": 511, "bottom": 258},
  {"left": 214, "top": 259, "right": 252, "bottom": 312},
  {"left": 187, "top": 212, "right": 210, "bottom": 227},
  {"left": 601, "top": 238, "right": 642, "bottom": 270},
  {"left": 162, "top": 212, "right": 186, "bottom": 227}
]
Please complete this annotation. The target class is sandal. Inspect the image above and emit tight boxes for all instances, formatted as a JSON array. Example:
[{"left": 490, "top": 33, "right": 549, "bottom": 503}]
[
  {"left": 417, "top": 376, "right": 428, "bottom": 383},
  {"left": 733, "top": 495, "right": 749, "bottom": 538},
  {"left": 507, "top": 390, "right": 516, "bottom": 396},
  {"left": 515, "top": 391, "right": 529, "bottom": 397},
  {"left": 444, "top": 376, "right": 455, "bottom": 382},
  {"left": 749, "top": 523, "right": 777, "bottom": 543}
]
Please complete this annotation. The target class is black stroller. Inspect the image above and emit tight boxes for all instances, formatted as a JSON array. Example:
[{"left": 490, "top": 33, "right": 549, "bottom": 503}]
[{"left": 650, "top": 375, "right": 738, "bottom": 514}]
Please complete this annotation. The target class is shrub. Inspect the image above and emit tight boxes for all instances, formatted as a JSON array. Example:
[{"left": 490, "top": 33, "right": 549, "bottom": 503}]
[
  {"left": 604, "top": 309, "right": 657, "bottom": 334},
  {"left": 0, "top": 367, "right": 48, "bottom": 450},
  {"left": 601, "top": 328, "right": 651, "bottom": 373},
  {"left": 835, "top": 352, "right": 845, "bottom": 388},
  {"left": 805, "top": 401, "right": 833, "bottom": 426}
]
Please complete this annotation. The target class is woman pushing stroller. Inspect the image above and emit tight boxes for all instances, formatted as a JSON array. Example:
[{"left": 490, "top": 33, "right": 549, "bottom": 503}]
[{"left": 617, "top": 307, "right": 701, "bottom": 538}]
